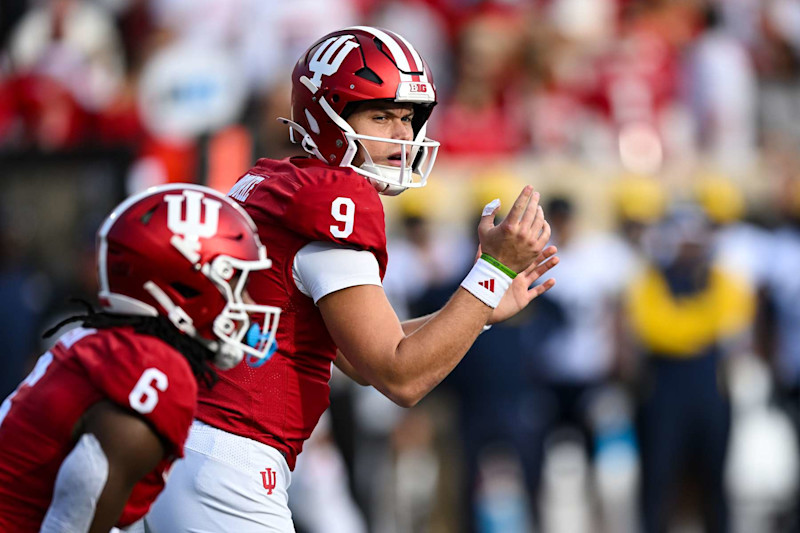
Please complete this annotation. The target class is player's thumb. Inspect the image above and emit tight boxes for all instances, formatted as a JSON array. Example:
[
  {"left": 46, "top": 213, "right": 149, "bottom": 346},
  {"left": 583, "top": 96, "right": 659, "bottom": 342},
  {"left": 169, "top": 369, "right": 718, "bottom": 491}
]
[{"left": 478, "top": 199, "right": 501, "bottom": 238}]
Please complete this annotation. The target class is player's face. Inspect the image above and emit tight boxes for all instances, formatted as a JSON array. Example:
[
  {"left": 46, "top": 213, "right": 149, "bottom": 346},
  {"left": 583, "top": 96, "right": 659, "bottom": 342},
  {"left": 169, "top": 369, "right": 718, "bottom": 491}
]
[{"left": 346, "top": 102, "right": 415, "bottom": 167}]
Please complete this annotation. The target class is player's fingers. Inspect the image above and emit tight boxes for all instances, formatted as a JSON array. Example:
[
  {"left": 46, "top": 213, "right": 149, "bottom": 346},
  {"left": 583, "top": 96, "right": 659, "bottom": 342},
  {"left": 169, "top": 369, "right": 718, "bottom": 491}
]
[
  {"left": 519, "top": 246, "right": 557, "bottom": 277},
  {"left": 528, "top": 278, "right": 556, "bottom": 298},
  {"left": 540, "top": 245, "right": 558, "bottom": 259},
  {"left": 534, "top": 256, "right": 559, "bottom": 277},
  {"left": 519, "top": 190, "right": 541, "bottom": 229},
  {"left": 505, "top": 186, "right": 534, "bottom": 227},
  {"left": 478, "top": 199, "right": 501, "bottom": 237},
  {"left": 523, "top": 256, "right": 559, "bottom": 283},
  {"left": 536, "top": 220, "right": 552, "bottom": 246},
  {"left": 530, "top": 206, "right": 545, "bottom": 236}
]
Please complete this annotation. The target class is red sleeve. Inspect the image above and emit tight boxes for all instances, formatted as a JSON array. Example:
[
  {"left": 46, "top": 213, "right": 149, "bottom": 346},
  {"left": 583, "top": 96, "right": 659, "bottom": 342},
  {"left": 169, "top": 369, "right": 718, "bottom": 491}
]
[{"left": 74, "top": 330, "right": 197, "bottom": 457}]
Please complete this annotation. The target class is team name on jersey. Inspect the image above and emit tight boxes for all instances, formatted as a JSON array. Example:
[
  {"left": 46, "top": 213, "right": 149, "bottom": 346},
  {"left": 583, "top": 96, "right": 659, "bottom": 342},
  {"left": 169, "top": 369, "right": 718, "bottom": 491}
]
[{"left": 229, "top": 174, "right": 265, "bottom": 202}]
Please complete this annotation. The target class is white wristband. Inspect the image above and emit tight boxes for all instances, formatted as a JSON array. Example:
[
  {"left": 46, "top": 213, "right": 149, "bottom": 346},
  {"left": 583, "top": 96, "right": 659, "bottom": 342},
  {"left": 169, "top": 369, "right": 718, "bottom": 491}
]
[{"left": 460, "top": 258, "right": 513, "bottom": 309}]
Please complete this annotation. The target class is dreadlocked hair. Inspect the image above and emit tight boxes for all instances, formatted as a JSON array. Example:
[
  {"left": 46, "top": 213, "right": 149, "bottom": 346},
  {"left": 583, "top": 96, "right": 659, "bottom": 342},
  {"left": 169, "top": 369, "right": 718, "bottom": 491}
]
[{"left": 44, "top": 299, "right": 218, "bottom": 389}]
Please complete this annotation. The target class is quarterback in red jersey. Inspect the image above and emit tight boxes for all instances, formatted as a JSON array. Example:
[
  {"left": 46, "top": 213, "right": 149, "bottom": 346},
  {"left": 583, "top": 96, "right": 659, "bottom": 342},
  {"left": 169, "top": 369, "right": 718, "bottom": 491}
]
[
  {"left": 0, "top": 184, "right": 280, "bottom": 533},
  {"left": 147, "top": 26, "right": 558, "bottom": 532}
]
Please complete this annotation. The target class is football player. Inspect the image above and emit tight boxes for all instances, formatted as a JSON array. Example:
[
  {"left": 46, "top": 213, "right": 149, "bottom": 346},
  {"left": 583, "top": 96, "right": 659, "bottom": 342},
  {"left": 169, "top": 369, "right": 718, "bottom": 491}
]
[
  {"left": 146, "top": 26, "right": 558, "bottom": 532},
  {"left": 0, "top": 184, "right": 281, "bottom": 532}
]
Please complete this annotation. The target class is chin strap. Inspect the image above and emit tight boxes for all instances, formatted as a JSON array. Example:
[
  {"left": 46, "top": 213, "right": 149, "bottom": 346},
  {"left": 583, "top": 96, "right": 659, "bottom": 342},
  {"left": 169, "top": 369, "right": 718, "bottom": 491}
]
[
  {"left": 213, "top": 342, "right": 242, "bottom": 371},
  {"left": 279, "top": 117, "right": 327, "bottom": 163}
]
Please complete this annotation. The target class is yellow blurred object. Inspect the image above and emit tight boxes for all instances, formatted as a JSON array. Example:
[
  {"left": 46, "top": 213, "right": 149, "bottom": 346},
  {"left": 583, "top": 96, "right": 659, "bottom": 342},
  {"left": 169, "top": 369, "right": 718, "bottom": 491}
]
[
  {"left": 395, "top": 178, "right": 448, "bottom": 219},
  {"left": 626, "top": 267, "right": 755, "bottom": 357},
  {"left": 694, "top": 174, "right": 745, "bottom": 225},
  {"left": 470, "top": 169, "right": 528, "bottom": 216},
  {"left": 612, "top": 174, "right": 667, "bottom": 224}
]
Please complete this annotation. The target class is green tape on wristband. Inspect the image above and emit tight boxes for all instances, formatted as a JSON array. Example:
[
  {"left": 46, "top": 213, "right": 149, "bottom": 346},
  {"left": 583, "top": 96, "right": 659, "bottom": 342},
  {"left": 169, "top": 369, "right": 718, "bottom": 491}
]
[{"left": 480, "top": 253, "right": 517, "bottom": 279}]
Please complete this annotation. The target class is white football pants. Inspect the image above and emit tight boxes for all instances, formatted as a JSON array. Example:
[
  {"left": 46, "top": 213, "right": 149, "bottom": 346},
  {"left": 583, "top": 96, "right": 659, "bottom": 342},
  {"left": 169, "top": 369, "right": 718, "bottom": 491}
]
[{"left": 144, "top": 420, "right": 294, "bottom": 533}]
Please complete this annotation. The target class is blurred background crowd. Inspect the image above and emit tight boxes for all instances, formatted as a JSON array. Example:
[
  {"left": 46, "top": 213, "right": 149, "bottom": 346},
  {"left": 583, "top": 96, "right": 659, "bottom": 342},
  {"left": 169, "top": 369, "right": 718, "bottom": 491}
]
[{"left": 3, "top": 0, "right": 800, "bottom": 531}]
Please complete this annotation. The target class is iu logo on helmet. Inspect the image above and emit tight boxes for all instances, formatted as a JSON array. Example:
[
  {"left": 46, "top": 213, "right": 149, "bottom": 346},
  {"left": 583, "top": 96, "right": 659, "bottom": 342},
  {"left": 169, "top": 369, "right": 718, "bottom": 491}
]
[
  {"left": 261, "top": 467, "right": 277, "bottom": 495},
  {"left": 307, "top": 35, "right": 360, "bottom": 91},
  {"left": 164, "top": 190, "right": 221, "bottom": 262}
]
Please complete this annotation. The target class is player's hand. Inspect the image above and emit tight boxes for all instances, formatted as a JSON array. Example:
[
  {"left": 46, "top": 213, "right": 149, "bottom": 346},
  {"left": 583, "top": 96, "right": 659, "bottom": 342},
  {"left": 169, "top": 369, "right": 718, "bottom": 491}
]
[
  {"left": 488, "top": 245, "right": 558, "bottom": 324},
  {"left": 478, "top": 186, "right": 551, "bottom": 273}
]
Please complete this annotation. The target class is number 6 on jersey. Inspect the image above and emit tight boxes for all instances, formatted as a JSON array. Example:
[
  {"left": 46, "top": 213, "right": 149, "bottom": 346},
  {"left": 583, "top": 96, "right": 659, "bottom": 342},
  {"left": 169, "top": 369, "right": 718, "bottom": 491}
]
[
  {"left": 330, "top": 197, "right": 355, "bottom": 238},
  {"left": 129, "top": 368, "right": 169, "bottom": 414}
]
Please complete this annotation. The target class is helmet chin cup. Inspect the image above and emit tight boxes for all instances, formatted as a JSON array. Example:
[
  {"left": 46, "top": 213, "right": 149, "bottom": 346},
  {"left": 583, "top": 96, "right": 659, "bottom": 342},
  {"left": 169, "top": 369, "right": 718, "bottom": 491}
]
[
  {"left": 360, "top": 164, "right": 409, "bottom": 196},
  {"left": 368, "top": 179, "right": 406, "bottom": 196},
  {"left": 214, "top": 342, "right": 243, "bottom": 370}
]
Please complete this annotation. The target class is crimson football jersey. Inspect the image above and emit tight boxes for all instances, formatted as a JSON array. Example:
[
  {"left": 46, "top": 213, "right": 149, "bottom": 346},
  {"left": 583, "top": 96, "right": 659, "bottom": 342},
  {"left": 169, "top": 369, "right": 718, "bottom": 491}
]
[
  {"left": 197, "top": 157, "right": 388, "bottom": 469},
  {"left": 0, "top": 326, "right": 197, "bottom": 531}
]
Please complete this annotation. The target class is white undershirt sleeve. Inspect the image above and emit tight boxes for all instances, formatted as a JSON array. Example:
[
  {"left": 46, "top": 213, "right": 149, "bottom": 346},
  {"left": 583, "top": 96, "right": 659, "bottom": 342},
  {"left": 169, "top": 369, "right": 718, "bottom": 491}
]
[
  {"left": 293, "top": 241, "right": 382, "bottom": 304},
  {"left": 40, "top": 433, "right": 109, "bottom": 533}
]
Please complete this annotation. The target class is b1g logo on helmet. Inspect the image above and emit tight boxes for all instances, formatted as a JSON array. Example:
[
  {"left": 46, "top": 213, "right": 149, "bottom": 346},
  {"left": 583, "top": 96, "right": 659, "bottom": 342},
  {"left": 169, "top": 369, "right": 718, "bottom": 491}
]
[
  {"left": 165, "top": 190, "right": 222, "bottom": 262},
  {"left": 307, "top": 35, "right": 360, "bottom": 92}
]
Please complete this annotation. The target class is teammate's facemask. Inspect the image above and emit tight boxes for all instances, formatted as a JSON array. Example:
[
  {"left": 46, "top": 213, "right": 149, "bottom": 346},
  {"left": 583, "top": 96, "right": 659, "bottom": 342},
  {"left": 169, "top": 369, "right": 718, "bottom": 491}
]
[{"left": 97, "top": 184, "right": 281, "bottom": 369}]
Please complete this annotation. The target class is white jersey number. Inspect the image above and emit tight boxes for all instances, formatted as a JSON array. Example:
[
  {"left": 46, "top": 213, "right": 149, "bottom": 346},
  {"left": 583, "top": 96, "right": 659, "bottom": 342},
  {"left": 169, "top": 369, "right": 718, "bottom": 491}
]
[
  {"left": 0, "top": 351, "right": 54, "bottom": 429},
  {"left": 129, "top": 368, "right": 169, "bottom": 414},
  {"left": 330, "top": 197, "right": 355, "bottom": 238}
]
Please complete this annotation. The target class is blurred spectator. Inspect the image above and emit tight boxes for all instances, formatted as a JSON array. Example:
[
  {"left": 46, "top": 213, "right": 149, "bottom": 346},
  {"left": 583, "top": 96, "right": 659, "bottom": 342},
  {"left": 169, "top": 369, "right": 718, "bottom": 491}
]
[
  {"left": 517, "top": 195, "right": 641, "bottom": 533},
  {"left": 144, "top": 0, "right": 363, "bottom": 170},
  {"left": 762, "top": 176, "right": 800, "bottom": 530},
  {"left": 444, "top": 303, "right": 543, "bottom": 533},
  {"left": 289, "top": 411, "right": 368, "bottom": 533},
  {"left": 1, "top": 0, "right": 141, "bottom": 151},
  {"left": 725, "top": 353, "right": 800, "bottom": 532},
  {"left": 522, "top": 0, "right": 617, "bottom": 159},
  {"left": 590, "top": 1, "right": 702, "bottom": 172},
  {"left": 526, "top": 195, "right": 638, "bottom": 387},
  {"left": 431, "top": 5, "right": 532, "bottom": 158},
  {"left": 625, "top": 204, "right": 756, "bottom": 533},
  {"left": 693, "top": 172, "right": 772, "bottom": 287},
  {"left": 687, "top": 6, "right": 757, "bottom": 175},
  {"left": 0, "top": 73, "right": 92, "bottom": 150},
  {"left": 148, "top": 0, "right": 360, "bottom": 95},
  {"left": 611, "top": 173, "right": 668, "bottom": 252},
  {"left": 757, "top": 0, "right": 800, "bottom": 152},
  {"left": 8, "top": 0, "right": 126, "bottom": 112},
  {"left": 380, "top": 407, "right": 441, "bottom": 533}
]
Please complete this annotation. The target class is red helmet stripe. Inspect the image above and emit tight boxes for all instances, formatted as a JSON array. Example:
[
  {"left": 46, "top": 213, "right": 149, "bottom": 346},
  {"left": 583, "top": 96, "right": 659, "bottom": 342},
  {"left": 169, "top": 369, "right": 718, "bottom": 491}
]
[
  {"left": 391, "top": 30, "right": 424, "bottom": 72},
  {"left": 390, "top": 30, "right": 428, "bottom": 84}
]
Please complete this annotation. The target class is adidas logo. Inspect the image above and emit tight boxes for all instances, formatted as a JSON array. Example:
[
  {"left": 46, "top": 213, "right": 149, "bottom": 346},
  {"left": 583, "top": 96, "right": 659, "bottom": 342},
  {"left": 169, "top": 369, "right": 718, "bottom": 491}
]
[{"left": 478, "top": 279, "right": 495, "bottom": 292}]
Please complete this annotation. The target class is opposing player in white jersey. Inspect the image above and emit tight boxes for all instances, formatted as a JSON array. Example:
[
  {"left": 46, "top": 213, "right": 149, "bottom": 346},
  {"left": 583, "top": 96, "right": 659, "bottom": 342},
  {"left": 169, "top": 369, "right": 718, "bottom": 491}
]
[
  {"left": 0, "top": 184, "right": 280, "bottom": 532},
  {"left": 146, "top": 26, "right": 558, "bottom": 532}
]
